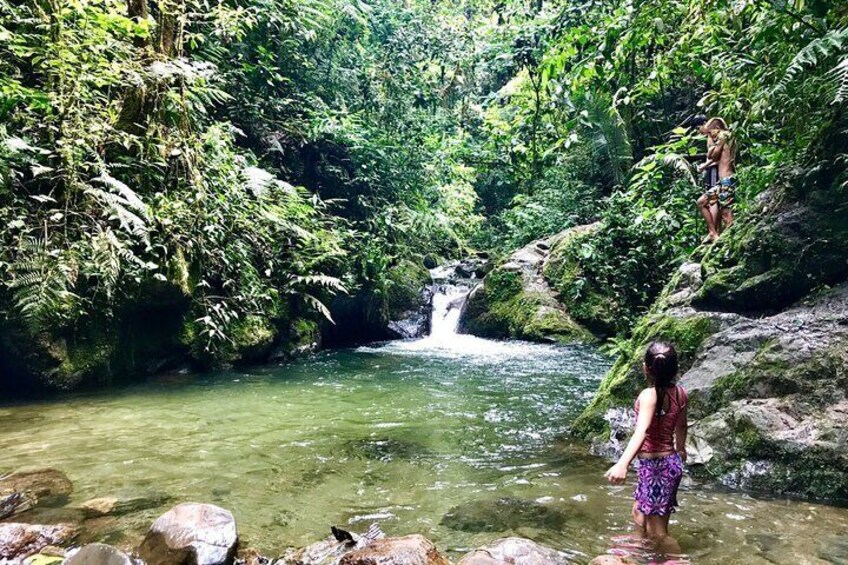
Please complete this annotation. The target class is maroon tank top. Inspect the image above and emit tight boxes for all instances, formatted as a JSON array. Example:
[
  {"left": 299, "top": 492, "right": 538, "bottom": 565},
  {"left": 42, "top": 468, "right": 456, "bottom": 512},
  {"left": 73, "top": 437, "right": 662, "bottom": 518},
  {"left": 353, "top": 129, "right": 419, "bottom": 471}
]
[{"left": 634, "top": 385, "right": 687, "bottom": 454}]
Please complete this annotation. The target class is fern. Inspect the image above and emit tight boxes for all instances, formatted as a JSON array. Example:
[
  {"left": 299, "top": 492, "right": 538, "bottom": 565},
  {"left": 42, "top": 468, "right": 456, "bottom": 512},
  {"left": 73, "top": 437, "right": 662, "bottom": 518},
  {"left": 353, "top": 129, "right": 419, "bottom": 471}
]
[
  {"left": 8, "top": 238, "right": 78, "bottom": 330},
  {"left": 87, "top": 174, "right": 150, "bottom": 241},
  {"left": 776, "top": 27, "right": 848, "bottom": 100}
]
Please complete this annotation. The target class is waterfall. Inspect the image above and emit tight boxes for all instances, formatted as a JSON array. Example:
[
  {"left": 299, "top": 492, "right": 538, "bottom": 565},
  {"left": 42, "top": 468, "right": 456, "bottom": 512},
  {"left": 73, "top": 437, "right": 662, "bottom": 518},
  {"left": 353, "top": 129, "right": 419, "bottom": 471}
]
[
  {"left": 428, "top": 283, "right": 471, "bottom": 339},
  {"left": 424, "top": 262, "right": 476, "bottom": 341}
]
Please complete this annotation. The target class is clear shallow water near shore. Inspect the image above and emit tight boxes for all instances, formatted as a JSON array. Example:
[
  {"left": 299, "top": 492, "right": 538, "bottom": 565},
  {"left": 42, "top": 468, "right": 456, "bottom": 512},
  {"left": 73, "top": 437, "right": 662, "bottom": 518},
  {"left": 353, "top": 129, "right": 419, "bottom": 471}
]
[{"left": 2, "top": 336, "right": 848, "bottom": 564}]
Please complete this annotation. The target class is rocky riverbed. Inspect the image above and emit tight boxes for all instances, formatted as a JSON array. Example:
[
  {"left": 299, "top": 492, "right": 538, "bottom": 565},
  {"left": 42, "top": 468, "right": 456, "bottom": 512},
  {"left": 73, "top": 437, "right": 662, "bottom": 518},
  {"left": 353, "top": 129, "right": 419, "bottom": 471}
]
[{"left": 0, "top": 468, "right": 636, "bottom": 565}]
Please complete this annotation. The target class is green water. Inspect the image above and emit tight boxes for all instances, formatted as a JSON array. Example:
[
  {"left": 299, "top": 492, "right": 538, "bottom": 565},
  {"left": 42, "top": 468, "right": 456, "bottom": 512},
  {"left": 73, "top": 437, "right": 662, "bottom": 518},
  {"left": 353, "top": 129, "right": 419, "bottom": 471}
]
[{"left": 2, "top": 336, "right": 847, "bottom": 564}]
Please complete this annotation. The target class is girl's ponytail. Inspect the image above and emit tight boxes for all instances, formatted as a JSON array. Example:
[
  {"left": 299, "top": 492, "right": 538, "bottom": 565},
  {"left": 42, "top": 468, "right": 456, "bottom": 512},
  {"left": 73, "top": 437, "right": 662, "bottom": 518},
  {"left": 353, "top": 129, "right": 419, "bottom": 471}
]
[{"left": 644, "top": 342, "right": 679, "bottom": 418}]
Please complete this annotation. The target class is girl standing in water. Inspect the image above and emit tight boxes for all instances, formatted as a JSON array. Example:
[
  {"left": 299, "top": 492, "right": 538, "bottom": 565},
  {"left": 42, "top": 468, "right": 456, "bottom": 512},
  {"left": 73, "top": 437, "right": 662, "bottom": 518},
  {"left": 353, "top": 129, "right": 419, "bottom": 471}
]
[{"left": 604, "top": 342, "right": 688, "bottom": 553}]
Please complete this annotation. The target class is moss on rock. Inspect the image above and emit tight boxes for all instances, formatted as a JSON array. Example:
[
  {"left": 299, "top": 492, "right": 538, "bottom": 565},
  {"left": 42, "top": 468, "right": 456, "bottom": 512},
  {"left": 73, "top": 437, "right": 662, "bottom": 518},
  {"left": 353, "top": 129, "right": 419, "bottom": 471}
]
[
  {"left": 571, "top": 311, "right": 720, "bottom": 438},
  {"left": 543, "top": 223, "right": 621, "bottom": 336}
]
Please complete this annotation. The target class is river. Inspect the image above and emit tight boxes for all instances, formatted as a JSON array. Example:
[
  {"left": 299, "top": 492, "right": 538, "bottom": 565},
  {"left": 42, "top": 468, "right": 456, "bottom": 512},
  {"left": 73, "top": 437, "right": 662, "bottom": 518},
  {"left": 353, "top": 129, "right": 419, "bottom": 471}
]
[{"left": 2, "top": 282, "right": 847, "bottom": 563}]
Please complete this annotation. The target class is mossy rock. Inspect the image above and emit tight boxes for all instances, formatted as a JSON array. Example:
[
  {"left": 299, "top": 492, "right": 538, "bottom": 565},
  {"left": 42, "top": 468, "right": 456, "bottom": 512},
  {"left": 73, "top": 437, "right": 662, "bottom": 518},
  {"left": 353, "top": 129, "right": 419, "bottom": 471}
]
[
  {"left": 461, "top": 269, "right": 592, "bottom": 343},
  {"left": 571, "top": 311, "right": 720, "bottom": 438},
  {"left": 543, "top": 223, "right": 621, "bottom": 336},
  {"left": 694, "top": 186, "right": 848, "bottom": 313}
]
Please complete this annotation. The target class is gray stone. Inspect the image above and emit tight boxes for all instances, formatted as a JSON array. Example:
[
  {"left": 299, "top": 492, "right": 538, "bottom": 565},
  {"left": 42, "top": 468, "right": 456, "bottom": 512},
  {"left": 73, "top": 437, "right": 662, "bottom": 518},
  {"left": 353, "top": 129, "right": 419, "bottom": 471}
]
[
  {"left": 337, "top": 536, "right": 448, "bottom": 565},
  {"left": 457, "top": 537, "right": 572, "bottom": 564},
  {"left": 138, "top": 503, "right": 237, "bottom": 565},
  {"left": 65, "top": 544, "right": 134, "bottom": 565}
]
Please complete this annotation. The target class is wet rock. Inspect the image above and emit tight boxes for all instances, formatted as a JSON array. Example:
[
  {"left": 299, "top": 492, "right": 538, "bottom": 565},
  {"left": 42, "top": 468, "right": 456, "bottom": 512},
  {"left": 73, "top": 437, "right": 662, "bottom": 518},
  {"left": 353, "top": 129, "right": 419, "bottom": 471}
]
[
  {"left": 440, "top": 498, "right": 569, "bottom": 533},
  {"left": 80, "top": 493, "right": 171, "bottom": 518},
  {"left": 0, "top": 493, "right": 36, "bottom": 520},
  {"left": 138, "top": 503, "right": 238, "bottom": 565},
  {"left": 277, "top": 524, "right": 384, "bottom": 565},
  {"left": 457, "top": 537, "right": 571, "bottom": 564},
  {"left": 337, "top": 535, "right": 448, "bottom": 565},
  {"left": 0, "top": 523, "right": 78, "bottom": 562},
  {"left": 0, "top": 469, "right": 73, "bottom": 506},
  {"left": 819, "top": 535, "right": 848, "bottom": 564},
  {"left": 65, "top": 543, "right": 134, "bottom": 565},
  {"left": 387, "top": 286, "right": 433, "bottom": 340},
  {"left": 342, "top": 437, "right": 429, "bottom": 463}
]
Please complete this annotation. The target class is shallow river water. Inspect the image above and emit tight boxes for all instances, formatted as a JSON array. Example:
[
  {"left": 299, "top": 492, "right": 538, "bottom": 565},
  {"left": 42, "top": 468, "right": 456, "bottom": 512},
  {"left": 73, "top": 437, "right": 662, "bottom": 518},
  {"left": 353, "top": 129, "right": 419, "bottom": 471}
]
[{"left": 2, "top": 334, "right": 848, "bottom": 564}]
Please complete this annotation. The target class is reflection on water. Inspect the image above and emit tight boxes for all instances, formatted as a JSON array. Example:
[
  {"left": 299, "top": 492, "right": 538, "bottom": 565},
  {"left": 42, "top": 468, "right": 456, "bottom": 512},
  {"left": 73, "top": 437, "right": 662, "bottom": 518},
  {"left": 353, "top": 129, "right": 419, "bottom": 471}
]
[{"left": 2, "top": 338, "right": 847, "bottom": 564}]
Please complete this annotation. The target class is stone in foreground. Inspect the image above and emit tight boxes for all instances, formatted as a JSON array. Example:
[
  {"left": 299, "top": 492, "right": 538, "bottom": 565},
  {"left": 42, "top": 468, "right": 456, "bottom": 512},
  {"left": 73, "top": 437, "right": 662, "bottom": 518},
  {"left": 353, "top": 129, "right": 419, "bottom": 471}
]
[
  {"left": 337, "top": 535, "right": 448, "bottom": 565},
  {"left": 139, "top": 503, "right": 237, "bottom": 565},
  {"left": 457, "top": 537, "right": 571, "bottom": 564},
  {"left": 0, "top": 523, "right": 78, "bottom": 562},
  {"left": 65, "top": 543, "right": 134, "bottom": 565}
]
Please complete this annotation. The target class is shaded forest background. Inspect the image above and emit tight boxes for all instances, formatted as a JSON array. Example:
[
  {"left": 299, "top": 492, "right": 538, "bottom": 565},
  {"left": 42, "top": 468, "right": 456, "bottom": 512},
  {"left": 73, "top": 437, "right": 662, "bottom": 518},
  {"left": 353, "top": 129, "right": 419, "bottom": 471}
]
[{"left": 1, "top": 0, "right": 846, "bottom": 390}]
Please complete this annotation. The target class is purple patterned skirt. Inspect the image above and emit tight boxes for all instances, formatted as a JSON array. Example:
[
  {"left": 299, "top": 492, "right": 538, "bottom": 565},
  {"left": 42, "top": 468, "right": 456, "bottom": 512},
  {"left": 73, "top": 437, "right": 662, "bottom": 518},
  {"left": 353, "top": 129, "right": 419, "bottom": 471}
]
[{"left": 633, "top": 452, "right": 684, "bottom": 516}]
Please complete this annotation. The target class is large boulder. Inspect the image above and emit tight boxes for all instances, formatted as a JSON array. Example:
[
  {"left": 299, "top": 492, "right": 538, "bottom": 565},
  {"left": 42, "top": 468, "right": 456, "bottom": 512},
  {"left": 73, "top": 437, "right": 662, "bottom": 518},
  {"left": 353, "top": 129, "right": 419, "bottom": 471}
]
[
  {"left": 0, "top": 523, "right": 78, "bottom": 562},
  {"left": 460, "top": 227, "right": 595, "bottom": 343},
  {"left": 138, "top": 503, "right": 238, "bottom": 565},
  {"left": 337, "top": 536, "right": 448, "bottom": 565},
  {"left": 65, "top": 544, "right": 134, "bottom": 565},
  {"left": 456, "top": 537, "right": 571, "bottom": 564}
]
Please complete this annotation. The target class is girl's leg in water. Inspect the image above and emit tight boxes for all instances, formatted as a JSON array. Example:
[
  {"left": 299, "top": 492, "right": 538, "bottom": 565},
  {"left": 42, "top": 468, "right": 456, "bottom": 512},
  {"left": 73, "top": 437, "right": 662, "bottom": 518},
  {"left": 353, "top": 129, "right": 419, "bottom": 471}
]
[
  {"left": 644, "top": 515, "right": 682, "bottom": 555},
  {"left": 632, "top": 501, "right": 645, "bottom": 531}
]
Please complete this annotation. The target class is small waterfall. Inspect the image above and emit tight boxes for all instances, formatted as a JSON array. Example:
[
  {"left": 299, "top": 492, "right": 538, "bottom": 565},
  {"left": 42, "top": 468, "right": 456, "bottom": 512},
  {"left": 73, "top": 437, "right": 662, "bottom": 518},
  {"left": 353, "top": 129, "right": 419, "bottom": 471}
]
[
  {"left": 424, "top": 261, "right": 479, "bottom": 341},
  {"left": 428, "top": 283, "right": 471, "bottom": 339}
]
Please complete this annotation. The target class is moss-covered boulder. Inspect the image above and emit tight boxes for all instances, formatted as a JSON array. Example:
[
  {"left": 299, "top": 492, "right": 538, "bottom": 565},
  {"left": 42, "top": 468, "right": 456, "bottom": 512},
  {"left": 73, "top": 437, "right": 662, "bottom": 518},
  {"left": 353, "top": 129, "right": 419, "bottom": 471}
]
[
  {"left": 542, "top": 222, "right": 624, "bottom": 336},
  {"left": 459, "top": 229, "right": 594, "bottom": 343},
  {"left": 694, "top": 186, "right": 848, "bottom": 313}
]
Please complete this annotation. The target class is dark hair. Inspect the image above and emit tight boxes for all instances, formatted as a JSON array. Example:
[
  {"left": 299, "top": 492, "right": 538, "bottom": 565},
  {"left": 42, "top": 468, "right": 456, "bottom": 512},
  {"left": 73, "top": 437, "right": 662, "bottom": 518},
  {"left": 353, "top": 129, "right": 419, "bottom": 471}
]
[
  {"left": 644, "top": 342, "right": 679, "bottom": 418},
  {"left": 685, "top": 114, "right": 707, "bottom": 129}
]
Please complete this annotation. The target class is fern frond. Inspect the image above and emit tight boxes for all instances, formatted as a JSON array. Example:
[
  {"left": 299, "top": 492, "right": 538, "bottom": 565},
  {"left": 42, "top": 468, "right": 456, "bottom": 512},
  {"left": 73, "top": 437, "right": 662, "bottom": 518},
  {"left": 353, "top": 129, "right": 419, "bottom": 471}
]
[
  {"left": 301, "top": 292, "right": 335, "bottom": 323},
  {"left": 831, "top": 55, "right": 848, "bottom": 104},
  {"left": 8, "top": 238, "right": 78, "bottom": 330},
  {"left": 776, "top": 27, "right": 848, "bottom": 94},
  {"left": 291, "top": 274, "right": 347, "bottom": 294}
]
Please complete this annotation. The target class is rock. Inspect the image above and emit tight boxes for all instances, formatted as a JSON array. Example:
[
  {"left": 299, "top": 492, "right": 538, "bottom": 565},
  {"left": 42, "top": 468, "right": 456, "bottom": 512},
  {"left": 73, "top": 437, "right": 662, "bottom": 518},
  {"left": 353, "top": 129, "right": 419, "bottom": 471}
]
[
  {"left": 457, "top": 537, "right": 571, "bottom": 564},
  {"left": 819, "top": 535, "right": 848, "bottom": 564},
  {"left": 0, "top": 523, "right": 78, "bottom": 562},
  {"left": 0, "top": 469, "right": 73, "bottom": 501},
  {"left": 276, "top": 524, "right": 384, "bottom": 565},
  {"left": 0, "top": 469, "right": 73, "bottom": 509},
  {"left": 440, "top": 498, "right": 569, "bottom": 533},
  {"left": 138, "top": 503, "right": 238, "bottom": 565},
  {"left": 337, "top": 535, "right": 448, "bottom": 565},
  {"left": 80, "top": 493, "right": 170, "bottom": 518},
  {"left": 0, "top": 493, "right": 36, "bottom": 520},
  {"left": 460, "top": 227, "right": 596, "bottom": 344},
  {"left": 65, "top": 544, "right": 134, "bottom": 565}
]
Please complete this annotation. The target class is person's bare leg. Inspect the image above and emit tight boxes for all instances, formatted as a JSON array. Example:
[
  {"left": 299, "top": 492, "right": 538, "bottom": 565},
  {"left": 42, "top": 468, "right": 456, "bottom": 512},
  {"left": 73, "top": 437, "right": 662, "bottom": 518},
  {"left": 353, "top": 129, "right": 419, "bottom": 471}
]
[
  {"left": 697, "top": 195, "right": 719, "bottom": 242},
  {"left": 721, "top": 207, "right": 733, "bottom": 231},
  {"left": 632, "top": 501, "right": 645, "bottom": 531},
  {"left": 644, "top": 515, "right": 682, "bottom": 556}
]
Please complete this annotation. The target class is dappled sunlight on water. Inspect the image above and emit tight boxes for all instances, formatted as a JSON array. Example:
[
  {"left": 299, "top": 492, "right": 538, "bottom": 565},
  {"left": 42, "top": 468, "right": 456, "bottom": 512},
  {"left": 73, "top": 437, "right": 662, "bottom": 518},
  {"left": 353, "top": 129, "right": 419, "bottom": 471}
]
[{"left": 2, "top": 339, "right": 847, "bottom": 563}]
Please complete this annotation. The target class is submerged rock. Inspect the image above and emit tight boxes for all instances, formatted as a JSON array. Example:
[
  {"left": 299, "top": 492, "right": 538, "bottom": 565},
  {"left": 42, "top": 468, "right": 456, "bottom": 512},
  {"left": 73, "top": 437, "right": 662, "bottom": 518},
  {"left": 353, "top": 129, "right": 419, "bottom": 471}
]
[
  {"left": 460, "top": 227, "right": 596, "bottom": 344},
  {"left": 457, "top": 537, "right": 571, "bottom": 564},
  {"left": 0, "top": 469, "right": 73, "bottom": 518},
  {"left": 342, "top": 437, "right": 429, "bottom": 463},
  {"left": 80, "top": 493, "right": 171, "bottom": 518},
  {"left": 0, "top": 469, "right": 73, "bottom": 503},
  {"left": 337, "top": 535, "right": 448, "bottom": 565},
  {"left": 0, "top": 523, "right": 78, "bottom": 563},
  {"left": 138, "top": 503, "right": 237, "bottom": 565},
  {"left": 65, "top": 543, "right": 134, "bottom": 565},
  {"left": 440, "top": 498, "right": 569, "bottom": 533}
]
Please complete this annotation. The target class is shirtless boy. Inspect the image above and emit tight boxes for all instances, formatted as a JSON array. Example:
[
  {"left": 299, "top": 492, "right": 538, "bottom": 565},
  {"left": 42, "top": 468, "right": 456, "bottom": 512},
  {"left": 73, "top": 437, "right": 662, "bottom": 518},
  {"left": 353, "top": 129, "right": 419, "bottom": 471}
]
[{"left": 695, "top": 117, "right": 736, "bottom": 243}]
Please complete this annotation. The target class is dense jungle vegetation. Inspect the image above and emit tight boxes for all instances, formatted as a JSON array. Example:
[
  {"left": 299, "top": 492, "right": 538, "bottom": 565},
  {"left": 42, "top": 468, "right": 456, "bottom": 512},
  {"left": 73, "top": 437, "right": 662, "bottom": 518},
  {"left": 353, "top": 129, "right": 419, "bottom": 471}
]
[{"left": 1, "top": 0, "right": 846, "bottom": 390}]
